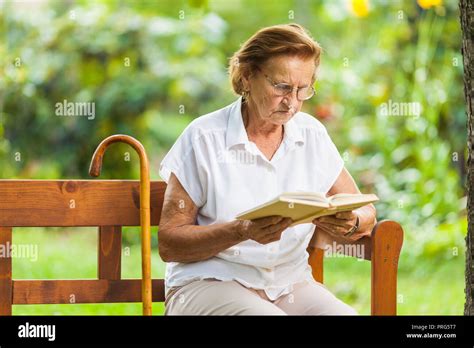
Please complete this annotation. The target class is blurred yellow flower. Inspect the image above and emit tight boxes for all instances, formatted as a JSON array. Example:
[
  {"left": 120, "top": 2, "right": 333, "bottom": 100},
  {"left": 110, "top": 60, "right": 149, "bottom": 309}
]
[
  {"left": 351, "top": 0, "right": 370, "bottom": 17},
  {"left": 417, "top": 0, "right": 443, "bottom": 9}
]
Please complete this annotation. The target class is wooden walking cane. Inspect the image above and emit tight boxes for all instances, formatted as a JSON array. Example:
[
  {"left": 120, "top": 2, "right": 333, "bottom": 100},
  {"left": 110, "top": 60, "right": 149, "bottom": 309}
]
[{"left": 89, "top": 134, "right": 152, "bottom": 316}]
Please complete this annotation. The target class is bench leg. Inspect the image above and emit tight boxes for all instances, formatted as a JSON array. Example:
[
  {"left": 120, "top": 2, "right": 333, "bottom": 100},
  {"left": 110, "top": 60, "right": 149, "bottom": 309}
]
[
  {"left": 0, "top": 227, "right": 12, "bottom": 315},
  {"left": 371, "top": 220, "right": 404, "bottom": 315},
  {"left": 307, "top": 247, "right": 324, "bottom": 284}
]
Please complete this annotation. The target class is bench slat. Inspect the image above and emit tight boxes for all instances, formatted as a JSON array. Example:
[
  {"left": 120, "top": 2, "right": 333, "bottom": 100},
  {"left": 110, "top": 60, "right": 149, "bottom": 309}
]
[
  {"left": 98, "top": 226, "right": 122, "bottom": 280},
  {"left": 12, "top": 279, "right": 165, "bottom": 304},
  {"left": 0, "top": 180, "right": 166, "bottom": 227}
]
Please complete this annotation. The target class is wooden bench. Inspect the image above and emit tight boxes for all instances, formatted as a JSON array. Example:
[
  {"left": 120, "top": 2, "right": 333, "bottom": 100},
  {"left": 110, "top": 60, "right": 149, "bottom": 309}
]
[{"left": 0, "top": 179, "right": 403, "bottom": 315}]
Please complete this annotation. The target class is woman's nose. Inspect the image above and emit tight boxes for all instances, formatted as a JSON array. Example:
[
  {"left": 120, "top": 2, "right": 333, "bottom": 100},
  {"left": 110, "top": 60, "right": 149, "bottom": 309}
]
[{"left": 282, "top": 91, "right": 298, "bottom": 110}]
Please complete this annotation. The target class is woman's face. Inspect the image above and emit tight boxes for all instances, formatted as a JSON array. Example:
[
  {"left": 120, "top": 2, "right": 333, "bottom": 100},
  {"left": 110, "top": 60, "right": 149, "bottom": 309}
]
[{"left": 243, "top": 55, "right": 316, "bottom": 126}]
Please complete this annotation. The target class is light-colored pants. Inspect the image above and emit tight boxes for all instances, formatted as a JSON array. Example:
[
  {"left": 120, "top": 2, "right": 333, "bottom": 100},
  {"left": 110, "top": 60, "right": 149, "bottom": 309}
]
[{"left": 164, "top": 278, "right": 358, "bottom": 315}]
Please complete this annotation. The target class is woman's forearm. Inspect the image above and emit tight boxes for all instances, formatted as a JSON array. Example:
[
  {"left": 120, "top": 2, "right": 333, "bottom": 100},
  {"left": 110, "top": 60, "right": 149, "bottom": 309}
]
[{"left": 159, "top": 220, "right": 246, "bottom": 263}]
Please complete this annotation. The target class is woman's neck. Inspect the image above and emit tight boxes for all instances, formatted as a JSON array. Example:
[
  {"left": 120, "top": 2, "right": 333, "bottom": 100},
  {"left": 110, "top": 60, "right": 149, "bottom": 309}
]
[{"left": 242, "top": 101, "right": 282, "bottom": 139}]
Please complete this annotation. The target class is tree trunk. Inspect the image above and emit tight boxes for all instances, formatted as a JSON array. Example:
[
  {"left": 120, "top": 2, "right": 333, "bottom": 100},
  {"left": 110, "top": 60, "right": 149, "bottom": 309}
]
[{"left": 460, "top": 0, "right": 474, "bottom": 316}]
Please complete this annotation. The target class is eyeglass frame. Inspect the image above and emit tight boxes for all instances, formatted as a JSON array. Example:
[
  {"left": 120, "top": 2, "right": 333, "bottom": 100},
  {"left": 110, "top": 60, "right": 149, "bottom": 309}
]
[{"left": 255, "top": 67, "right": 316, "bottom": 101}]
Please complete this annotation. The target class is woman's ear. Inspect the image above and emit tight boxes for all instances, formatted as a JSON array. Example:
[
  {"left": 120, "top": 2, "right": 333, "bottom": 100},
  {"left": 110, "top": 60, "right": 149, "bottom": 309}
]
[
  {"left": 241, "top": 74, "right": 250, "bottom": 92},
  {"left": 241, "top": 68, "right": 253, "bottom": 92}
]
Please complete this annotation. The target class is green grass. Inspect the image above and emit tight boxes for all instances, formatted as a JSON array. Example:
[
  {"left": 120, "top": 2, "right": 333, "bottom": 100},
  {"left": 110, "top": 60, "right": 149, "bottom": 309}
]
[
  {"left": 11, "top": 227, "right": 166, "bottom": 315},
  {"left": 9, "top": 227, "right": 465, "bottom": 315},
  {"left": 323, "top": 252, "right": 465, "bottom": 315}
]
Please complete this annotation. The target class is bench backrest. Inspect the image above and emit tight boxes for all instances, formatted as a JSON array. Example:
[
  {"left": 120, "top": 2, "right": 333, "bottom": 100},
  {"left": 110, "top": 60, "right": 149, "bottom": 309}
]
[{"left": 0, "top": 180, "right": 167, "bottom": 311}]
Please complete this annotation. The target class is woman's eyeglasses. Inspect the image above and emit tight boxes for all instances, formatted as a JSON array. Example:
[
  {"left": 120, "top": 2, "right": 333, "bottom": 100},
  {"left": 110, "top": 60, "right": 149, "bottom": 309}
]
[{"left": 257, "top": 68, "right": 316, "bottom": 101}]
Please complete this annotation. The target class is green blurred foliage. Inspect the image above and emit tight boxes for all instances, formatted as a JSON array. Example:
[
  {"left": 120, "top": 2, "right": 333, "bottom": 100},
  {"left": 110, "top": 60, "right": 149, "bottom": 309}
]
[{"left": 0, "top": 0, "right": 467, "bottom": 263}]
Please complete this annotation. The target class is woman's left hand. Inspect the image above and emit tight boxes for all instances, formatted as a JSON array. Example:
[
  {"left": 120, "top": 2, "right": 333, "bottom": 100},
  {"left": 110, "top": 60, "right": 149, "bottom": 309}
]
[{"left": 312, "top": 211, "right": 359, "bottom": 238}]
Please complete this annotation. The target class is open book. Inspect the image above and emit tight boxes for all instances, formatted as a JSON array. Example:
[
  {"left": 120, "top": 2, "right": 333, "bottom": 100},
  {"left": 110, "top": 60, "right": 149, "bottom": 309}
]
[{"left": 236, "top": 192, "right": 379, "bottom": 226}]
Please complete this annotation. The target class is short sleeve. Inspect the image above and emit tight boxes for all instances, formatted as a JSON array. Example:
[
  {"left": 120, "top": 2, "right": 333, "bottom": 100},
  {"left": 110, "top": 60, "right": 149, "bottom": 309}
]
[
  {"left": 159, "top": 124, "right": 207, "bottom": 208},
  {"left": 318, "top": 128, "right": 345, "bottom": 193}
]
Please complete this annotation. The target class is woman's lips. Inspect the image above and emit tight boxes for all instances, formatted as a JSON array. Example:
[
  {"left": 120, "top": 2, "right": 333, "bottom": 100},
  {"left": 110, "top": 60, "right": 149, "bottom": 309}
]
[{"left": 276, "top": 110, "right": 292, "bottom": 115}]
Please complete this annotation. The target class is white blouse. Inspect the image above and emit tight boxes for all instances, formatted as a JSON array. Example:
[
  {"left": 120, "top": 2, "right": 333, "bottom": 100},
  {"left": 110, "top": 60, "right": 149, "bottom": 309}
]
[{"left": 159, "top": 97, "right": 344, "bottom": 301}]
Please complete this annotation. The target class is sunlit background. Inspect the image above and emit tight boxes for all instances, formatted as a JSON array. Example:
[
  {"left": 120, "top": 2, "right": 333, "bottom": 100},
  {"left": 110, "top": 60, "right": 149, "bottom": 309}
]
[{"left": 0, "top": 0, "right": 466, "bottom": 314}]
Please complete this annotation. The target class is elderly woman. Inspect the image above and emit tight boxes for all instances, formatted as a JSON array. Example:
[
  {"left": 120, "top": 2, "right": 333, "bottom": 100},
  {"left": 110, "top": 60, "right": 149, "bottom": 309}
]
[{"left": 158, "top": 23, "right": 376, "bottom": 315}]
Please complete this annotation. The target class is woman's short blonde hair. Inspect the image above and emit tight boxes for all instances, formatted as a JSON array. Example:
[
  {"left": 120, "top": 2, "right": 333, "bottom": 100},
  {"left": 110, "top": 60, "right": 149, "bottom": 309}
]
[{"left": 228, "top": 23, "right": 322, "bottom": 96}]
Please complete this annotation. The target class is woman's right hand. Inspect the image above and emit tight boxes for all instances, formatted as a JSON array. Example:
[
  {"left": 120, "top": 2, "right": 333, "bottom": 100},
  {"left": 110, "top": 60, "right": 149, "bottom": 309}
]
[{"left": 236, "top": 216, "right": 293, "bottom": 244}]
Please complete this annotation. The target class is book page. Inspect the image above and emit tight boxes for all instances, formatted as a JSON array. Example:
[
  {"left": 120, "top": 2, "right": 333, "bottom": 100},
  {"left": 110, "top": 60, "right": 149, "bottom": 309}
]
[
  {"left": 291, "top": 198, "right": 377, "bottom": 226},
  {"left": 280, "top": 192, "right": 328, "bottom": 203},
  {"left": 328, "top": 193, "right": 379, "bottom": 207},
  {"left": 236, "top": 200, "right": 327, "bottom": 222}
]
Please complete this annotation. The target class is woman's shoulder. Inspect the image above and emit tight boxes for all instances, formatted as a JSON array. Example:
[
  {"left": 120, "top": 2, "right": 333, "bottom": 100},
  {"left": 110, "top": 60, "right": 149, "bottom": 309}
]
[
  {"left": 292, "top": 111, "right": 328, "bottom": 134},
  {"left": 180, "top": 103, "right": 232, "bottom": 141}
]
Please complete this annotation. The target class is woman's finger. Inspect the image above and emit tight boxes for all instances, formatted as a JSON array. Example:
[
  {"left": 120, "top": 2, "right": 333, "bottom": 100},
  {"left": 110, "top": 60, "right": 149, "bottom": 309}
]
[
  {"left": 335, "top": 211, "right": 354, "bottom": 220},
  {"left": 317, "top": 216, "right": 348, "bottom": 227},
  {"left": 258, "top": 228, "right": 285, "bottom": 244},
  {"left": 252, "top": 215, "right": 285, "bottom": 227},
  {"left": 263, "top": 218, "right": 292, "bottom": 235},
  {"left": 314, "top": 220, "right": 346, "bottom": 235}
]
